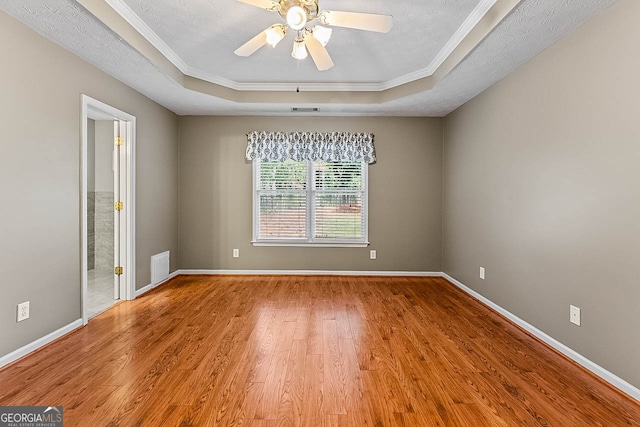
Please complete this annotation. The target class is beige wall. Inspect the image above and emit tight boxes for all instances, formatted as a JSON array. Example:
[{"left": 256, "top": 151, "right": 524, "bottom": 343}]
[
  {"left": 178, "top": 116, "right": 443, "bottom": 272},
  {"left": 443, "top": 0, "right": 640, "bottom": 388},
  {"left": 0, "top": 11, "right": 179, "bottom": 357},
  {"left": 94, "top": 121, "right": 115, "bottom": 192},
  {"left": 87, "top": 119, "right": 96, "bottom": 192}
]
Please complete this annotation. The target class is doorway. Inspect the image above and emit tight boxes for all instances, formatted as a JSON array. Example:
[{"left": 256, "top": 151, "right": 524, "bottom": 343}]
[
  {"left": 86, "top": 119, "right": 116, "bottom": 317},
  {"left": 81, "top": 95, "right": 136, "bottom": 324}
]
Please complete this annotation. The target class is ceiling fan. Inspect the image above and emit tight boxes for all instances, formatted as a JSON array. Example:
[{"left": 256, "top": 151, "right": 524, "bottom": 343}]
[{"left": 234, "top": 0, "right": 393, "bottom": 71}]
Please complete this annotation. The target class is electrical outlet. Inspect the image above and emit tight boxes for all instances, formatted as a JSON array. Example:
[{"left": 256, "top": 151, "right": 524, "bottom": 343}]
[
  {"left": 369, "top": 250, "right": 377, "bottom": 260},
  {"left": 479, "top": 267, "right": 485, "bottom": 280},
  {"left": 570, "top": 305, "right": 581, "bottom": 326},
  {"left": 17, "top": 301, "right": 29, "bottom": 322},
  {"left": 233, "top": 249, "right": 240, "bottom": 258}
]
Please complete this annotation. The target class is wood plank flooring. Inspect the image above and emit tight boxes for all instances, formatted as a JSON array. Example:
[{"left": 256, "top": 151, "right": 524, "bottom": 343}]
[{"left": 0, "top": 275, "right": 639, "bottom": 426}]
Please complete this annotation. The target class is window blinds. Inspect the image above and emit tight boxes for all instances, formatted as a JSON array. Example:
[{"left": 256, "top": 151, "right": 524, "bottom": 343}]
[{"left": 255, "top": 160, "right": 366, "bottom": 243}]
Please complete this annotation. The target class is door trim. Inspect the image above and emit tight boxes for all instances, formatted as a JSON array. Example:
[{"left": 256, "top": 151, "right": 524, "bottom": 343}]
[{"left": 81, "top": 95, "right": 136, "bottom": 325}]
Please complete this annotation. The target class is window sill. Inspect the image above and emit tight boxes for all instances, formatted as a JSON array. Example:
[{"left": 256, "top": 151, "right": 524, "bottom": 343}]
[{"left": 252, "top": 241, "right": 370, "bottom": 248}]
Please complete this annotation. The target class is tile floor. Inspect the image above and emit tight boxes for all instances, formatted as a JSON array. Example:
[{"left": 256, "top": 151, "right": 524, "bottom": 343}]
[{"left": 87, "top": 269, "right": 117, "bottom": 318}]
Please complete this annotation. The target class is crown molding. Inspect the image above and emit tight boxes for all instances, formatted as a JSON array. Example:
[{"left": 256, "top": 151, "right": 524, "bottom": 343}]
[
  {"left": 382, "top": 0, "right": 497, "bottom": 91},
  {"left": 102, "top": 0, "right": 498, "bottom": 93},
  {"left": 103, "top": 0, "right": 189, "bottom": 72}
]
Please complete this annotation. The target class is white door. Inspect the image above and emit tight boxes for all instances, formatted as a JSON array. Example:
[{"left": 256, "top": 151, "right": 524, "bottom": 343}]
[
  {"left": 113, "top": 121, "right": 121, "bottom": 300},
  {"left": 113, "top": 120, "right": 129, "bottom": 300}
]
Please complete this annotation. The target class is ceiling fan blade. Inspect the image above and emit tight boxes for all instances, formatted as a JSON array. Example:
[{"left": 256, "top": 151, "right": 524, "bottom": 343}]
[
  {"left": 320, "top": 10, "right": 393, "bottom": 33},
  {"left": 234, "top": 31, "right": 267, "bottom": 57},
  {"left": 304, "top": 35, "right": 334, "bottom": 71},
  {"left": 235, "top": 0, "right": 278, "bottom": 10}
]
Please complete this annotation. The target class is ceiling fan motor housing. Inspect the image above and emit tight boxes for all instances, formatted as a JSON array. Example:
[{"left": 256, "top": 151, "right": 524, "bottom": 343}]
[{"left": 278, "top": 0, "right": 319, "bottom": 25}]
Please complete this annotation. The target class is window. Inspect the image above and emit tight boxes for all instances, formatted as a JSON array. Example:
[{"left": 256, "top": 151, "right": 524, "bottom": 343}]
[
  {"left": 253, "top": 159, "right": 368, "bottom": 246},
  {"left": 246, "top": 130, "right": 375, "bottom": 246}
]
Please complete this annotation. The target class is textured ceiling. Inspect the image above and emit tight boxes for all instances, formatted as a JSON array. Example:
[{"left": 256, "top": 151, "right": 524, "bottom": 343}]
[
  {"left": 118, "top": 0, "right": 480, "bottom": 85},
  {"left": 0, "top": 0, "right": 619, "bottom": 116}
]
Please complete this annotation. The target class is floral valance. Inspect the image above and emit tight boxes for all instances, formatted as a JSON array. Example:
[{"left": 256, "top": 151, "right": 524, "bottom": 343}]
[{"left": 245, "top": 131, "right": 376, "bottom": 164}]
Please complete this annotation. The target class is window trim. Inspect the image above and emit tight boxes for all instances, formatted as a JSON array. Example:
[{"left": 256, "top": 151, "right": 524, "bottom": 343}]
[{"left": 252, "top": 159, "right": 369, "bottom": 247}]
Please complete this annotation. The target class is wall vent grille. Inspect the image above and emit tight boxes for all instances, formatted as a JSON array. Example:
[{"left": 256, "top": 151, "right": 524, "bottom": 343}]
[{"left": 151, "top": 251, "right": 170, "bottom": 285}]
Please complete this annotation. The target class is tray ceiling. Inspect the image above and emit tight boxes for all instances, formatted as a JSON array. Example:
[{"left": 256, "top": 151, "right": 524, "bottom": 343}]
[{"left": 0, "top": 0, "right": 619, "bottom": 116}]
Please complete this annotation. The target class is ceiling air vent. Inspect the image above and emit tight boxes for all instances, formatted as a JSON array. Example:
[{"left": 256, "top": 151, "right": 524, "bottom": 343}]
[{"left": 291, "top": 107, "right": 319, "bottom": 113}]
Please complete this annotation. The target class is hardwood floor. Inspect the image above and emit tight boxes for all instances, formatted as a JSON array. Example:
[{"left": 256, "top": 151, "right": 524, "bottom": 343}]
[{"left": 0, "top": 275, "right": 638, "bottom": 426}]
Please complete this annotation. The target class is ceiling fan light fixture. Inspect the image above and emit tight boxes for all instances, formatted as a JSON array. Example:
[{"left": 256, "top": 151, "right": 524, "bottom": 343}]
[
  {"left": 265, "top": 24, "right": 286, "bottom": 47},
  {"left": 291, "top": 38, "right": 308, "bottom": 60},
  {"left": 311, "top": 25, "right": 332, "bottom": 46},
  {"left": 286, "top": 6, "right": 307, "bottom": 30},
  {"left": 235, "top": 0, "right": 393, "bottom": 71}
]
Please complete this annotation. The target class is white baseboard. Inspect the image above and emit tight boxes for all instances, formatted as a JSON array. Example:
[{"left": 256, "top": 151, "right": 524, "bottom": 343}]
[
  {"left": 0, "top": 319, "right": 83, "bottom": 369},
  {"left": 135, "top": 270, "right": 180, "bottom": 297},
  {"left": 442, "top": 273, "right": 640, "bottom": 402},
  {"left": 177, "top": 269, "right": 442, "bottom": 277}
]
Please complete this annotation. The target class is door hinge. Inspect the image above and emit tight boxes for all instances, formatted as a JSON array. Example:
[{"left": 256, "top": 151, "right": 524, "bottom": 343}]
[
  {"left": 115, "top": 201, "right": 123, "bottom": 211},
  {"left": 115, "top": 136, "right": 123, "bottom": 146},
  {"left": 115, "top": 266, "right": 123, "bottom": 275}
]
